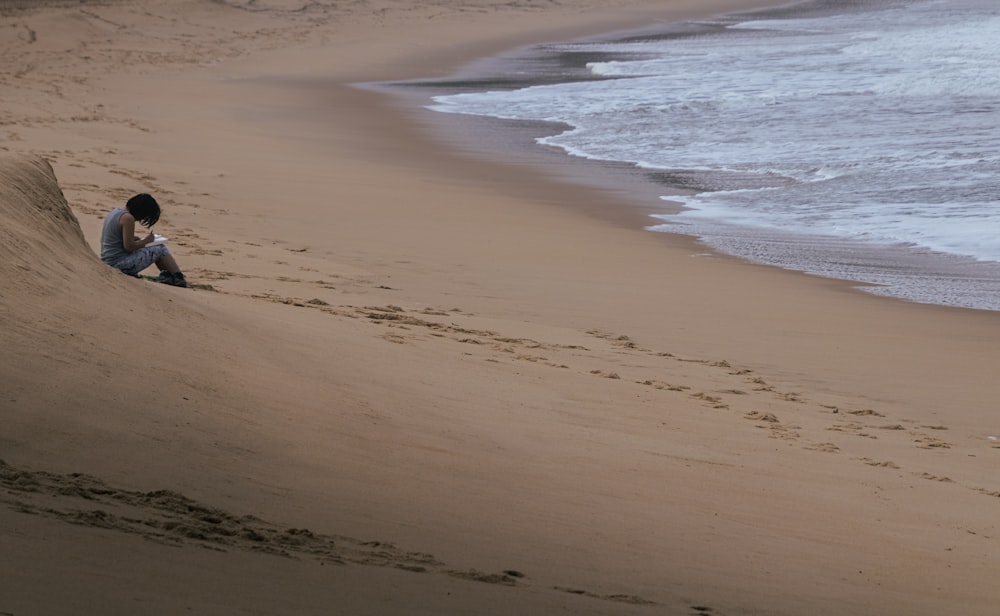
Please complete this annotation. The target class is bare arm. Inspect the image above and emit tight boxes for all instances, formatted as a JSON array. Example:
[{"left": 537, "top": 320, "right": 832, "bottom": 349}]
[{"left": 120, "top": 212, "right": 154, "bottom": 253}]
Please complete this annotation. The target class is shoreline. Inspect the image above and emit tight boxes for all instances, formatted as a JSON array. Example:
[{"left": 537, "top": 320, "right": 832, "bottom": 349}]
[
  {"left": 3, "top": 1, "right": 1000, "bottom": 614},
  {"left": 320, "top": 5, "right": 1000, "bottom": 397},
  {"left": 384, "top": 3, "right": 1000, "bottom": 312}
]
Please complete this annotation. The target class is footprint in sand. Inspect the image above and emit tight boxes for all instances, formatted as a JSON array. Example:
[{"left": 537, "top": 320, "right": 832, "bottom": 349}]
[
  {"left": 913, "top": 434, "right": 951, "bottom": 449},
  {"left": 744, "top": 410, "right": 779, "bottom": 423},
  {"left": 859, "top": 458, "right": 901, "bottom": 469},
  {"left": 916, "top": 472, "right": 954, "bottom": 483},
  {"left": 805, "top": 442, "right": 840, "bottom": 453}
]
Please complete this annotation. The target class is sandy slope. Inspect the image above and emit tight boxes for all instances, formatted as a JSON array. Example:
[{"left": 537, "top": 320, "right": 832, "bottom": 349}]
[{"left": 2, "top": 1, "right": 999, "bottom": 615}]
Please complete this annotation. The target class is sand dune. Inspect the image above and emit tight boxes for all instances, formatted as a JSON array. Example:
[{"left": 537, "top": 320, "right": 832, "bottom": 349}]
[
  {"left": 0, "top": 156, "right": 98, "bottom": 288},
  {"left": 2, "top": 0, "right": 1000, "bottom": 614}
]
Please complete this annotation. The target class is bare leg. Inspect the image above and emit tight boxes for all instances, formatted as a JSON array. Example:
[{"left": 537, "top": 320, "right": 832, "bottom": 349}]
[{"left": 155, "top": 253, "right": 181, "bottom": 274}]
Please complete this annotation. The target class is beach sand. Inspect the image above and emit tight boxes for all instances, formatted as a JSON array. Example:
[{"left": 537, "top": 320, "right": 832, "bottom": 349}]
[{"left": 2, "top": 1, "right": 999, "bottom": 614}]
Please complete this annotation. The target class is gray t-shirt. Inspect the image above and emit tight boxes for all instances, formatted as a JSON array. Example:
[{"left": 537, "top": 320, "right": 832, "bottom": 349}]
[{"left": 100, "top": 208, "right": 128, "bottom": 265}]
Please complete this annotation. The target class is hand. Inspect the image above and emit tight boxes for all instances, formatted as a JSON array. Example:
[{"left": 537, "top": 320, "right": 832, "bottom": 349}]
[{"left": 144, "top": 231, "right": 155, "bottom": 244}]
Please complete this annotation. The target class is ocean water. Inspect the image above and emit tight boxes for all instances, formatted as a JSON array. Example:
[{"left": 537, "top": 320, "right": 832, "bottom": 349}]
[{"left": 426, "top": 0, "right": 1000, "bottom": 311}]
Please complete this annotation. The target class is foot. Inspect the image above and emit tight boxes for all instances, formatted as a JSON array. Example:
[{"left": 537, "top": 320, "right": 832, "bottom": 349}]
[{"left": 168, "top": 271, "right": 190, "bottom": 288}]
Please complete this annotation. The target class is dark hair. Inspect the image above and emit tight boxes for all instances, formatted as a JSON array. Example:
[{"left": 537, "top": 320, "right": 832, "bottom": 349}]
[{"left": 126, "top": 193, "right": 161, "bottom": 227}]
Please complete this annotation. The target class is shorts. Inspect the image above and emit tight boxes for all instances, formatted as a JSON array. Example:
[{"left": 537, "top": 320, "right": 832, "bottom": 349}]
[{"left": 111, "top": 244, "right": 171, "bottom": 276}]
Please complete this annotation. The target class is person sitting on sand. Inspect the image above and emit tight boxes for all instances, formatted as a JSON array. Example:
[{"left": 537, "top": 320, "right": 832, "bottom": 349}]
[{"left": 100, "top": 193, "right": 189, "bottom": 287}]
